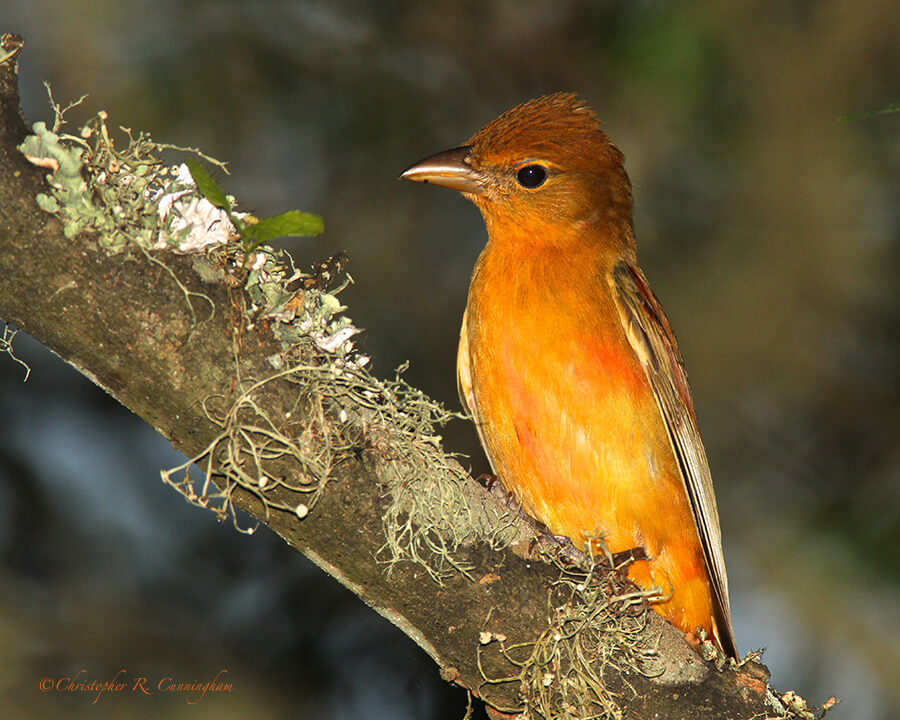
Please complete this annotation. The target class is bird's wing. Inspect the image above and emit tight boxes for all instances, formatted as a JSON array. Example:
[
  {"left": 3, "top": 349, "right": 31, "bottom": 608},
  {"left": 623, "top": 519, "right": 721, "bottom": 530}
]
[
  {"left": 456, "top": 308, "right": 477, "bottom": 421},
  {"left": 457, "top": 308, "right": 502, "bottom": 477},
  {"left": 608, "top": 260, "right": 737, "bottom": 657}
]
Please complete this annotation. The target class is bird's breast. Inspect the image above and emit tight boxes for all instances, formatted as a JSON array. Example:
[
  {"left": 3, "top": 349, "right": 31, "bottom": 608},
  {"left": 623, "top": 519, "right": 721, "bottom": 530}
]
[
  {"left": 466, "top": 243, "right": 647, "bottom": 409},
  {"left": 463, "top": 243, "right": 679, "bottom": 551}
]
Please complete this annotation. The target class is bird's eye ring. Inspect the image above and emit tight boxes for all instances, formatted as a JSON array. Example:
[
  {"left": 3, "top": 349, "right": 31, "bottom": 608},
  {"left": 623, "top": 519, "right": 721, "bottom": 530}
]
[{"left": 516, "top": 164, "right": 547, "bottom": 189}]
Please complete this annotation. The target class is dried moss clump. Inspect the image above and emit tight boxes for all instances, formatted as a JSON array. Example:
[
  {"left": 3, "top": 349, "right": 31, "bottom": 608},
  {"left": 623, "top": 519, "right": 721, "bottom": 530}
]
[{"left": 476, "top": 556, "right": 664, "bottom": 720}]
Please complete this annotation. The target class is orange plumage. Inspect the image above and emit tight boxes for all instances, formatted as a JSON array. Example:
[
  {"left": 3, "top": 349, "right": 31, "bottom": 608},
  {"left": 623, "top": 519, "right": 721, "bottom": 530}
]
[{"left": 401, "top": 93, "right": 737, "bottom": 658}]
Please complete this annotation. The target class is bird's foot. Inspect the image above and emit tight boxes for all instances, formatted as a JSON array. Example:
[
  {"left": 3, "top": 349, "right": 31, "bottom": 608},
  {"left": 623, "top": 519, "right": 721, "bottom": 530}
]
[
  {"left": 475, "top": 473, "right": 524, "bottom": 513},
  {"left": 474, "top": 474, "right": 584, "bottom": 563},
  {"left": 529, "top": 527, "right": 590, "bottom": 567},
  {"left": 475, "top": 472, "right": 502, "bottom": 492}
]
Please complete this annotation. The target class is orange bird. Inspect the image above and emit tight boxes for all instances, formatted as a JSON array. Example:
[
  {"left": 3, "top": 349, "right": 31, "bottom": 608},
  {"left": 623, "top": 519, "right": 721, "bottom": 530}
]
[{"left": 401, "top": 93, "right": 736, "bottom": 658}]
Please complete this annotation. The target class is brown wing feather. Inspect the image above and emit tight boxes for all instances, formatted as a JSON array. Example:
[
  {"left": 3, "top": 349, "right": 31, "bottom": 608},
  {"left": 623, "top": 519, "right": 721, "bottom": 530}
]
[
  {"left": 457, "top": 309, "right": 500, "bottom": 475},
  {"left": 609, "top": 261, "right": 737, "bottom": 658},
  {"left": 456, "top": 309, "right": 476, "bottom": 420}
]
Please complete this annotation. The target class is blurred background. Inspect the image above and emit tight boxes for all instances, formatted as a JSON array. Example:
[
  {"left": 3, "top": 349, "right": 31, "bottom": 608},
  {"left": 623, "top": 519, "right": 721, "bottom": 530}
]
[{"left": 1, "top": 1, "right": 897, "bottom": 718}]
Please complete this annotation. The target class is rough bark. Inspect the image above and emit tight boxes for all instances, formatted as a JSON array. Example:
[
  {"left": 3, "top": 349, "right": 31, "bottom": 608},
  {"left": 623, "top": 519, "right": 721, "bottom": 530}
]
[{"left": 0, "top": 34, "right": 775, "bottom": 719}]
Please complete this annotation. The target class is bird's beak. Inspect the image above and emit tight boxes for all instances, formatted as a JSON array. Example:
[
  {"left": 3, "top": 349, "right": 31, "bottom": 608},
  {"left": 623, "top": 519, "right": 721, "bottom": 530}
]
[{"left": 399, "top": 145, "right": 486, "bottom": 195}]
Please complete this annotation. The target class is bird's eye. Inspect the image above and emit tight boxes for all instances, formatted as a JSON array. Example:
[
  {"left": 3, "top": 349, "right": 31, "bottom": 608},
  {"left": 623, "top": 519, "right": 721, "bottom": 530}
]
[{"left": 516, "top": 164, "right": 547, "bottom": 189}]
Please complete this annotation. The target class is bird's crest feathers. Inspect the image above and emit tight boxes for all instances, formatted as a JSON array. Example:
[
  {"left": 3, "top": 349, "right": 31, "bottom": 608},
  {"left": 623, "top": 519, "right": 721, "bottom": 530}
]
[{"left": 468, "top": 92, "right": 623, "bottom": 173}]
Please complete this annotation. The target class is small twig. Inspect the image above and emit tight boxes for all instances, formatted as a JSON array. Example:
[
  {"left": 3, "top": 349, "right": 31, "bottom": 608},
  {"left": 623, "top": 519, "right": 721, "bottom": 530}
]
[
  {"left": 0, "top": 323, "right": 31, "bottom": 382},
  {"left": 44, "top": 81, "right": 89, "bottom": 133}
]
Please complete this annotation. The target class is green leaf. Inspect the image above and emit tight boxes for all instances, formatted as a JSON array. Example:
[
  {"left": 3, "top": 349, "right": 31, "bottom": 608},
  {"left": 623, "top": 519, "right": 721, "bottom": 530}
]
[
  {"left": 185, "top": 158, "right": 230, "bottom": 211},
  {"left": 246, "top": 210, "right": 324, "bottom": 243}
]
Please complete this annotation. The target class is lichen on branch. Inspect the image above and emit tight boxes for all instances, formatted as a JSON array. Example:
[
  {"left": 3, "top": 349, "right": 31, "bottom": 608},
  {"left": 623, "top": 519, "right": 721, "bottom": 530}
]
[{"left": 15, "top": 91, "right": 516, "bottom": 585}]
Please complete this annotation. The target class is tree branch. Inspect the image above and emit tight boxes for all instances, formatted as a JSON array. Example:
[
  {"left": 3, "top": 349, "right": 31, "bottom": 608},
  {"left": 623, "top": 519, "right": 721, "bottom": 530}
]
[{"left": 0, "top": 34, "right": 780, "bottom": 719}]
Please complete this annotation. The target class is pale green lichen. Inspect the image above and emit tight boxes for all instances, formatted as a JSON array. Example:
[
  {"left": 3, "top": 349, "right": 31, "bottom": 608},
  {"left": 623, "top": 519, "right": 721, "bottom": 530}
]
[
  {"left": 18, "top": 89, "right": 229, "bottom": 253},
  {"left": 20, "top": 116, "right": 162, "bottom": 247},
  {"left": 19, "top": 121, "right": 93, "bottom": 239}
]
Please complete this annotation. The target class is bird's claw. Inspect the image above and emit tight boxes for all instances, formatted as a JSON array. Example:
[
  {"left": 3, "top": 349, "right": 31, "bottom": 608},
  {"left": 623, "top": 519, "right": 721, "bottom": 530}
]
[
  {"left": 529, "top": 528, "right": 589, "bottom": 566},
  {"left": 476, "top": 473, "right": 523, "bottom": 512},
  {"left": 475, "top": 472, "right": 501, "bottom": 491}
]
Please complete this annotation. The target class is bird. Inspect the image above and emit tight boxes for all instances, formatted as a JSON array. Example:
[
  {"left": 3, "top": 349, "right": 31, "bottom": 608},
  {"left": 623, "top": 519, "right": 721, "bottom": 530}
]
[{"left": 400, "top": 92, "right": 737, "bottom": 658}]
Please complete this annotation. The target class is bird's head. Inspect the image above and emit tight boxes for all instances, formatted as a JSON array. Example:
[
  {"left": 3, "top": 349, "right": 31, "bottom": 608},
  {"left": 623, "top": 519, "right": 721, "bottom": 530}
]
[{"left": 401, "top": 93, "right": 635, "bottom": 254}]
